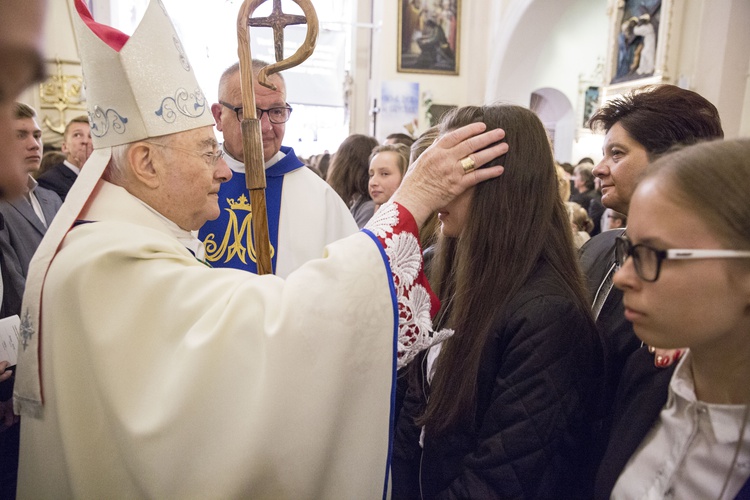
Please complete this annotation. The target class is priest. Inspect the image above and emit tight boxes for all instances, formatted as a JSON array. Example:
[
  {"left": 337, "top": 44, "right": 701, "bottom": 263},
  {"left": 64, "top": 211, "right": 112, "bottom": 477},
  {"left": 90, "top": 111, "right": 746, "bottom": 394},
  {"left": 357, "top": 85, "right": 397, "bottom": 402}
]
[
  {"left": 201, "top": 60, "right": 358, "bottom": 277},
  {"left": 13, "top": 1, "right": 508, "bottom": 498}
]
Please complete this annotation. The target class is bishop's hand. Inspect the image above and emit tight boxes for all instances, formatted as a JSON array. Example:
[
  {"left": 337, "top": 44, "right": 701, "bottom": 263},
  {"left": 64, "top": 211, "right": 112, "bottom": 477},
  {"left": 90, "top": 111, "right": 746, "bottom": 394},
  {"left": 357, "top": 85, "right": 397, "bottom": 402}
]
[{"left": 392, "top": 123, "right": 508, "bottom": 227}]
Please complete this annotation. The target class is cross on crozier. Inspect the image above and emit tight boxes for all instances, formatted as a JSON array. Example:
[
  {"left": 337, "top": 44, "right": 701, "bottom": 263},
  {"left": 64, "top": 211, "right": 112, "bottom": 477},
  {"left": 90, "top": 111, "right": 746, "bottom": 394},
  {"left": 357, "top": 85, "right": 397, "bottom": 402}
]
[
  {"left": 247, "top": 0, "right": 307, "bottom": 62},
  {"left": 236, "top": 0, "right": 318, "bottom": 274}
]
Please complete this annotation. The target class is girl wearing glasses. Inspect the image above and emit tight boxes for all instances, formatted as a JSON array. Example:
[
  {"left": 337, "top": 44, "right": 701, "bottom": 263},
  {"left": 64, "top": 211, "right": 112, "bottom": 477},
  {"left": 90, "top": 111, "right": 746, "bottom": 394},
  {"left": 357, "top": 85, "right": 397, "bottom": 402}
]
[
  {"left": 392, "top": 105, "right": 603, "bottom": 498},
  {"left": 595, "top": 139, "right": 750, "bottom": 499}
]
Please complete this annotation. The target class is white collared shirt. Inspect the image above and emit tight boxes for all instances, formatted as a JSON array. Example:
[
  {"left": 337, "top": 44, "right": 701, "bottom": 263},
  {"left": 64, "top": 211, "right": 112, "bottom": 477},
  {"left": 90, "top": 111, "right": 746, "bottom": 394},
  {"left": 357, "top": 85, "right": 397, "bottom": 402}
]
[
  {"left": 26, "top": 175, "right": 47, "bottom": 227},
  {"left": 223, "top": 144, "right": 284, "bottom": 173},
  {"left": 612, "top": 351, "right": 750, "bottom": 500}
]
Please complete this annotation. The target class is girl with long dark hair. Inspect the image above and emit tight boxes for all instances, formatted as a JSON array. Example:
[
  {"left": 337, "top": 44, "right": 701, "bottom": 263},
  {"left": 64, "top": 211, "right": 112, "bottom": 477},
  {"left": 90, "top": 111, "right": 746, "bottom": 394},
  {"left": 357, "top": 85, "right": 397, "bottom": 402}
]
[{"left": 392, "top": 104, "right": 603, "bottom": 498}]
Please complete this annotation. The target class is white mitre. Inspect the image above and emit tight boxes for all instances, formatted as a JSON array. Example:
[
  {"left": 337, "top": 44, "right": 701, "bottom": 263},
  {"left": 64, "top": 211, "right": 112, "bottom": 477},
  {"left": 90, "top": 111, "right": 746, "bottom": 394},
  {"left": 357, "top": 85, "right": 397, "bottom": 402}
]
[
  {"left": 75, "top": 0, "right": 212, "bottom": 146},
  {"left": 15, "top": 0, "right": 214, "bottom": 417}
]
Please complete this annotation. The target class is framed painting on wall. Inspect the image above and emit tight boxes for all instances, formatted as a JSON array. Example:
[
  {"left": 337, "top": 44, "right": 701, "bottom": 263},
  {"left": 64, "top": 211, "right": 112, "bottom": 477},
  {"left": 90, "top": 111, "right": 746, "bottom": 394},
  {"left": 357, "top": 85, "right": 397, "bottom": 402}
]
[
  {"left": 427, "top": 103, "right": 457, "bottom": 126},
  {"left": 610, "top": 0, "right": 662, "bottom": 85},
  {"left": 602, "top": 0, "right": 680, "bottom": 99},
  {"left": 582, "top": 86, "right": 600, "bottom": 128},
  {"left": 397, "top": 0, "right": 460, "bottom": 75}
]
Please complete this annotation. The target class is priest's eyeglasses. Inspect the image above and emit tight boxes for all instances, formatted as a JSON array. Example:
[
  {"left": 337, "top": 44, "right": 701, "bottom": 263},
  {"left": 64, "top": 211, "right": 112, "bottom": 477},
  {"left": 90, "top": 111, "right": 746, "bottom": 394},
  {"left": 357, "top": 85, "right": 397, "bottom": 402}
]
[
  {"left": 614, "top": 235, "right": 750, "bottom": 282},
  {"left": 219, "top": 101, "right": 293, "bottom": 124},
  {"left": 146, "top": 142, "right": 225, "bottom": 167}
]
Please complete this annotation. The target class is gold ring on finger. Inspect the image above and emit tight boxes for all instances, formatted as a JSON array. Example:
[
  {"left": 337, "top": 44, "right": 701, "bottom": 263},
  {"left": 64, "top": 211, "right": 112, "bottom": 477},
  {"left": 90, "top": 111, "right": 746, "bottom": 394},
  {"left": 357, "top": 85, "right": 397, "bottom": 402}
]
[{"left": 460, "top": 156, "right": 476, "bottom": 174}]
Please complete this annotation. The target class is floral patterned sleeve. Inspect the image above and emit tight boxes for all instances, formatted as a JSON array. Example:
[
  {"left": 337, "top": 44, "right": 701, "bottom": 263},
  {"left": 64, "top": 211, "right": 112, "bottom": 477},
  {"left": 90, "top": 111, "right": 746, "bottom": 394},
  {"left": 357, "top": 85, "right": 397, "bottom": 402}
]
[{"left": 364, "top": 202, "right": 453, "bottom": 368}]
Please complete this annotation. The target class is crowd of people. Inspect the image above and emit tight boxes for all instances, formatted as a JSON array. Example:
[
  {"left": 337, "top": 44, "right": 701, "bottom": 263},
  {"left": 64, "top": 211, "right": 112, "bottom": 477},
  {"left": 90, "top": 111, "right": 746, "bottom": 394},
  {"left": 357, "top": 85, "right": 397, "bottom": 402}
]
[{"left": 0, "top": 0, "right": 748, "bottom": 498}]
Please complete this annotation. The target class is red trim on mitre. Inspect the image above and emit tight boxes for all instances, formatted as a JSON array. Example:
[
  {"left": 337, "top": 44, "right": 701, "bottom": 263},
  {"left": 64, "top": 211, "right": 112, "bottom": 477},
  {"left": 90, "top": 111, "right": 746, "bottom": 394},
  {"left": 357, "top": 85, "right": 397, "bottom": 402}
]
[{"left": 74, "top": 0, "right": 130, "bottom": 52}]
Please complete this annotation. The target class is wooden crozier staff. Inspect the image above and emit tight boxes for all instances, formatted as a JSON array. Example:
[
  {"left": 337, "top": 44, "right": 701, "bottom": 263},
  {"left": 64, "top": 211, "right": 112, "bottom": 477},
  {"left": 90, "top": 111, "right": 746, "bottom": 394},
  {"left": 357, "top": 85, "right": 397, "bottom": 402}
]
[{"left": 236, "top": 0, "right": 319, "bottom": 274}]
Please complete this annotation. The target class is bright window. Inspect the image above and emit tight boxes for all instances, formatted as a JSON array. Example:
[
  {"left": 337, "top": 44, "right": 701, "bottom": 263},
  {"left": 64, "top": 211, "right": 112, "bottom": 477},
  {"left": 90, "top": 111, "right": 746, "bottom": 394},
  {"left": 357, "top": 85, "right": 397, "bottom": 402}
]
[{"left": 108, "top": 0, "right": 353, "bottom": 157}]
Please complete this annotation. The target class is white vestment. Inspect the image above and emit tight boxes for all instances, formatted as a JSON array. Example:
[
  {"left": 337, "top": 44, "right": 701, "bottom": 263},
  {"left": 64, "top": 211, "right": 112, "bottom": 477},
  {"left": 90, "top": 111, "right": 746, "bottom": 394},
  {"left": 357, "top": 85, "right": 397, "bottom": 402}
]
[
  {"left": 16, "top": 181, "right": 424, "bottom": 499},
  {"left": 275, "top": 163, "right": 358, "bottom": 277},
  {"left": 210, "top": 149, "right": 358, "bottom": 278},
  {"left": 634, "top": 22, "right": 656, "bottom": 75}
]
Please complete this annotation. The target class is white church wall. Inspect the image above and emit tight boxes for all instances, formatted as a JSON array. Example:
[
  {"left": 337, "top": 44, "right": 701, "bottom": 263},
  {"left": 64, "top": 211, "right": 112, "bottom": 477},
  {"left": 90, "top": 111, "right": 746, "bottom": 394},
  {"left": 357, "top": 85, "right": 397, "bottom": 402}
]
[
  {"left": 486, "top": 0, "right": 608, "bottom": 106},
  {"left": 25, "top": 0, "right": 749, "bottom": 156},
  {"left": 368, "top": 0, "right": 492, "bottom": 140},
  {"left": 673, "top": 0, "right": 750, "bottom": 139},
  {"left": 485, "top": 0, "right": 609, "bottom": 163}
]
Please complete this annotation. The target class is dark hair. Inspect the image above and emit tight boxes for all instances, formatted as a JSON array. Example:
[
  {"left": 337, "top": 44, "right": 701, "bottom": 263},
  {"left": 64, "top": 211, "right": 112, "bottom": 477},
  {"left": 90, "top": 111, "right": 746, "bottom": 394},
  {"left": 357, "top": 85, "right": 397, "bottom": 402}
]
[
  {"left": 385, "top": 132, "right": 415, "bottom": 148},
  {"left": 315, "top": 153, "right": 331, "bottom": 179},
  {"left": 646, "top": 139, "right": 750, "bottom": 250},
  {"left": 560, "top": 162, "right": 574, "bottom": 175},
  {"left": 589, "top": 84, "right": 723, "bottom": 156},
  {"left": 14, "top": 102, "right": 36, "bottom": 119},
  {"left": 36, "top": 150, "right": 65, "bottom": 179},
  {"left": 327, "top": 134, "right": 379, "bottom": 204},
  {"left": 574, "top": 164, "right": 595, "bottom": 190},
  {"left": 422, "top": 105, "right": 593, "bottom": 436}
]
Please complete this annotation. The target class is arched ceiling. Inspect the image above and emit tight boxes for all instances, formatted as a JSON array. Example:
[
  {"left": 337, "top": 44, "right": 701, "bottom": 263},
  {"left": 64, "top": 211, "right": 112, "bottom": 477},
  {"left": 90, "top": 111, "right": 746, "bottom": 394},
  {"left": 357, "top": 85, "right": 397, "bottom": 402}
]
[{"left": 485, "top": 0, "right": 608, "bottom": 107}]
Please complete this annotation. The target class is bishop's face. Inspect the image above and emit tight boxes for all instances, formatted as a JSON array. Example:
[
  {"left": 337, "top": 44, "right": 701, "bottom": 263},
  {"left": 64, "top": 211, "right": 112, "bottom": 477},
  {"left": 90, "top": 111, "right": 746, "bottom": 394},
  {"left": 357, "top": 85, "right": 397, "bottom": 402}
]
[{"left": 154, "top": 126, "right": 232, "bottom": 231}]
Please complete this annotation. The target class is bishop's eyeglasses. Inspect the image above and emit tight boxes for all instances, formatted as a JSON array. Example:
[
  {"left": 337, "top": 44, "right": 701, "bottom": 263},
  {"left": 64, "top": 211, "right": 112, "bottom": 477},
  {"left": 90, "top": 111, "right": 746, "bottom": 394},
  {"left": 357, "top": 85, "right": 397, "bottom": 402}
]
[
  {"left": 219, "top": 101, "right": 293, "bottom": 124},
  {"left": 145, "top": 142, "right": 225, "bottom": 167},
  {"left": 614, "top": 235, "right": 750, "bottom": 282}
]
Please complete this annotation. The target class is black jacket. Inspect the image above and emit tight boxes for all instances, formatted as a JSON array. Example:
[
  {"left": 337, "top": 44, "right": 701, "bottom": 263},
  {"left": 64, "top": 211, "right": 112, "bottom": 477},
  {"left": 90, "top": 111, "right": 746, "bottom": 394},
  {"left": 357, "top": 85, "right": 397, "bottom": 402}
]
[
  {"left": 392, "top": 260, "right": 604, "bottom": 499},
  {"left": 37, "top": 162, "right": 77, "bottom": 201},
  {"left": 594, "top": 347, "right": 674, "bottom": 498},
  {"left": 570, "top": 188, "right": 597, "bottom": 211},
  {"left": 579, "top": 229, "right": 640, "bottom": 401},
  {"left": 579, "top": 229, "right": 643, "bottom": 465}
]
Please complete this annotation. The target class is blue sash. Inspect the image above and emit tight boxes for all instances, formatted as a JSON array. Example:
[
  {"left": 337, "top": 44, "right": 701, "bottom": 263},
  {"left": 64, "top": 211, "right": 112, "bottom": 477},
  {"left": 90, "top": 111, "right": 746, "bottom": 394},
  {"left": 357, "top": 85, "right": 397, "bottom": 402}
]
[
  {"left": 198, "top": 146, "right": 304, "bottom": 274},
  {"left": 736, "top": 477, "right": 750, "bottom": 500}
]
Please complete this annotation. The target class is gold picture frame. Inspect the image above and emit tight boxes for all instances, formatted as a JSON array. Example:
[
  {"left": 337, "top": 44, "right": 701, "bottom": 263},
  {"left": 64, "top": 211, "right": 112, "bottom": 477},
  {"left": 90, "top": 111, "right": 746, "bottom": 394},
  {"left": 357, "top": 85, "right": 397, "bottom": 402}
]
[
  {"left": 397, "top": 0, "right": 460, "bottom": 75},
  {"left": 601, "top": 0, "right": 680, "bottom": 100}
]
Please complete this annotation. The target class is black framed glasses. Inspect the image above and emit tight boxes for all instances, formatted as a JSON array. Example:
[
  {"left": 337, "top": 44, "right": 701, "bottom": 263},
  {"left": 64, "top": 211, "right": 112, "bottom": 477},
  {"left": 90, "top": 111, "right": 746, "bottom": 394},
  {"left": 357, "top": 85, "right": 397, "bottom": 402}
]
[
  {"left": 145, "top": 142, "right": 225, "bottom": 167},
  {"left": 219, "top": 101, "right": 293, "bottom": 124},
  {"left": 615, "top": 235, "right": 750, "bottom": 282}
]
